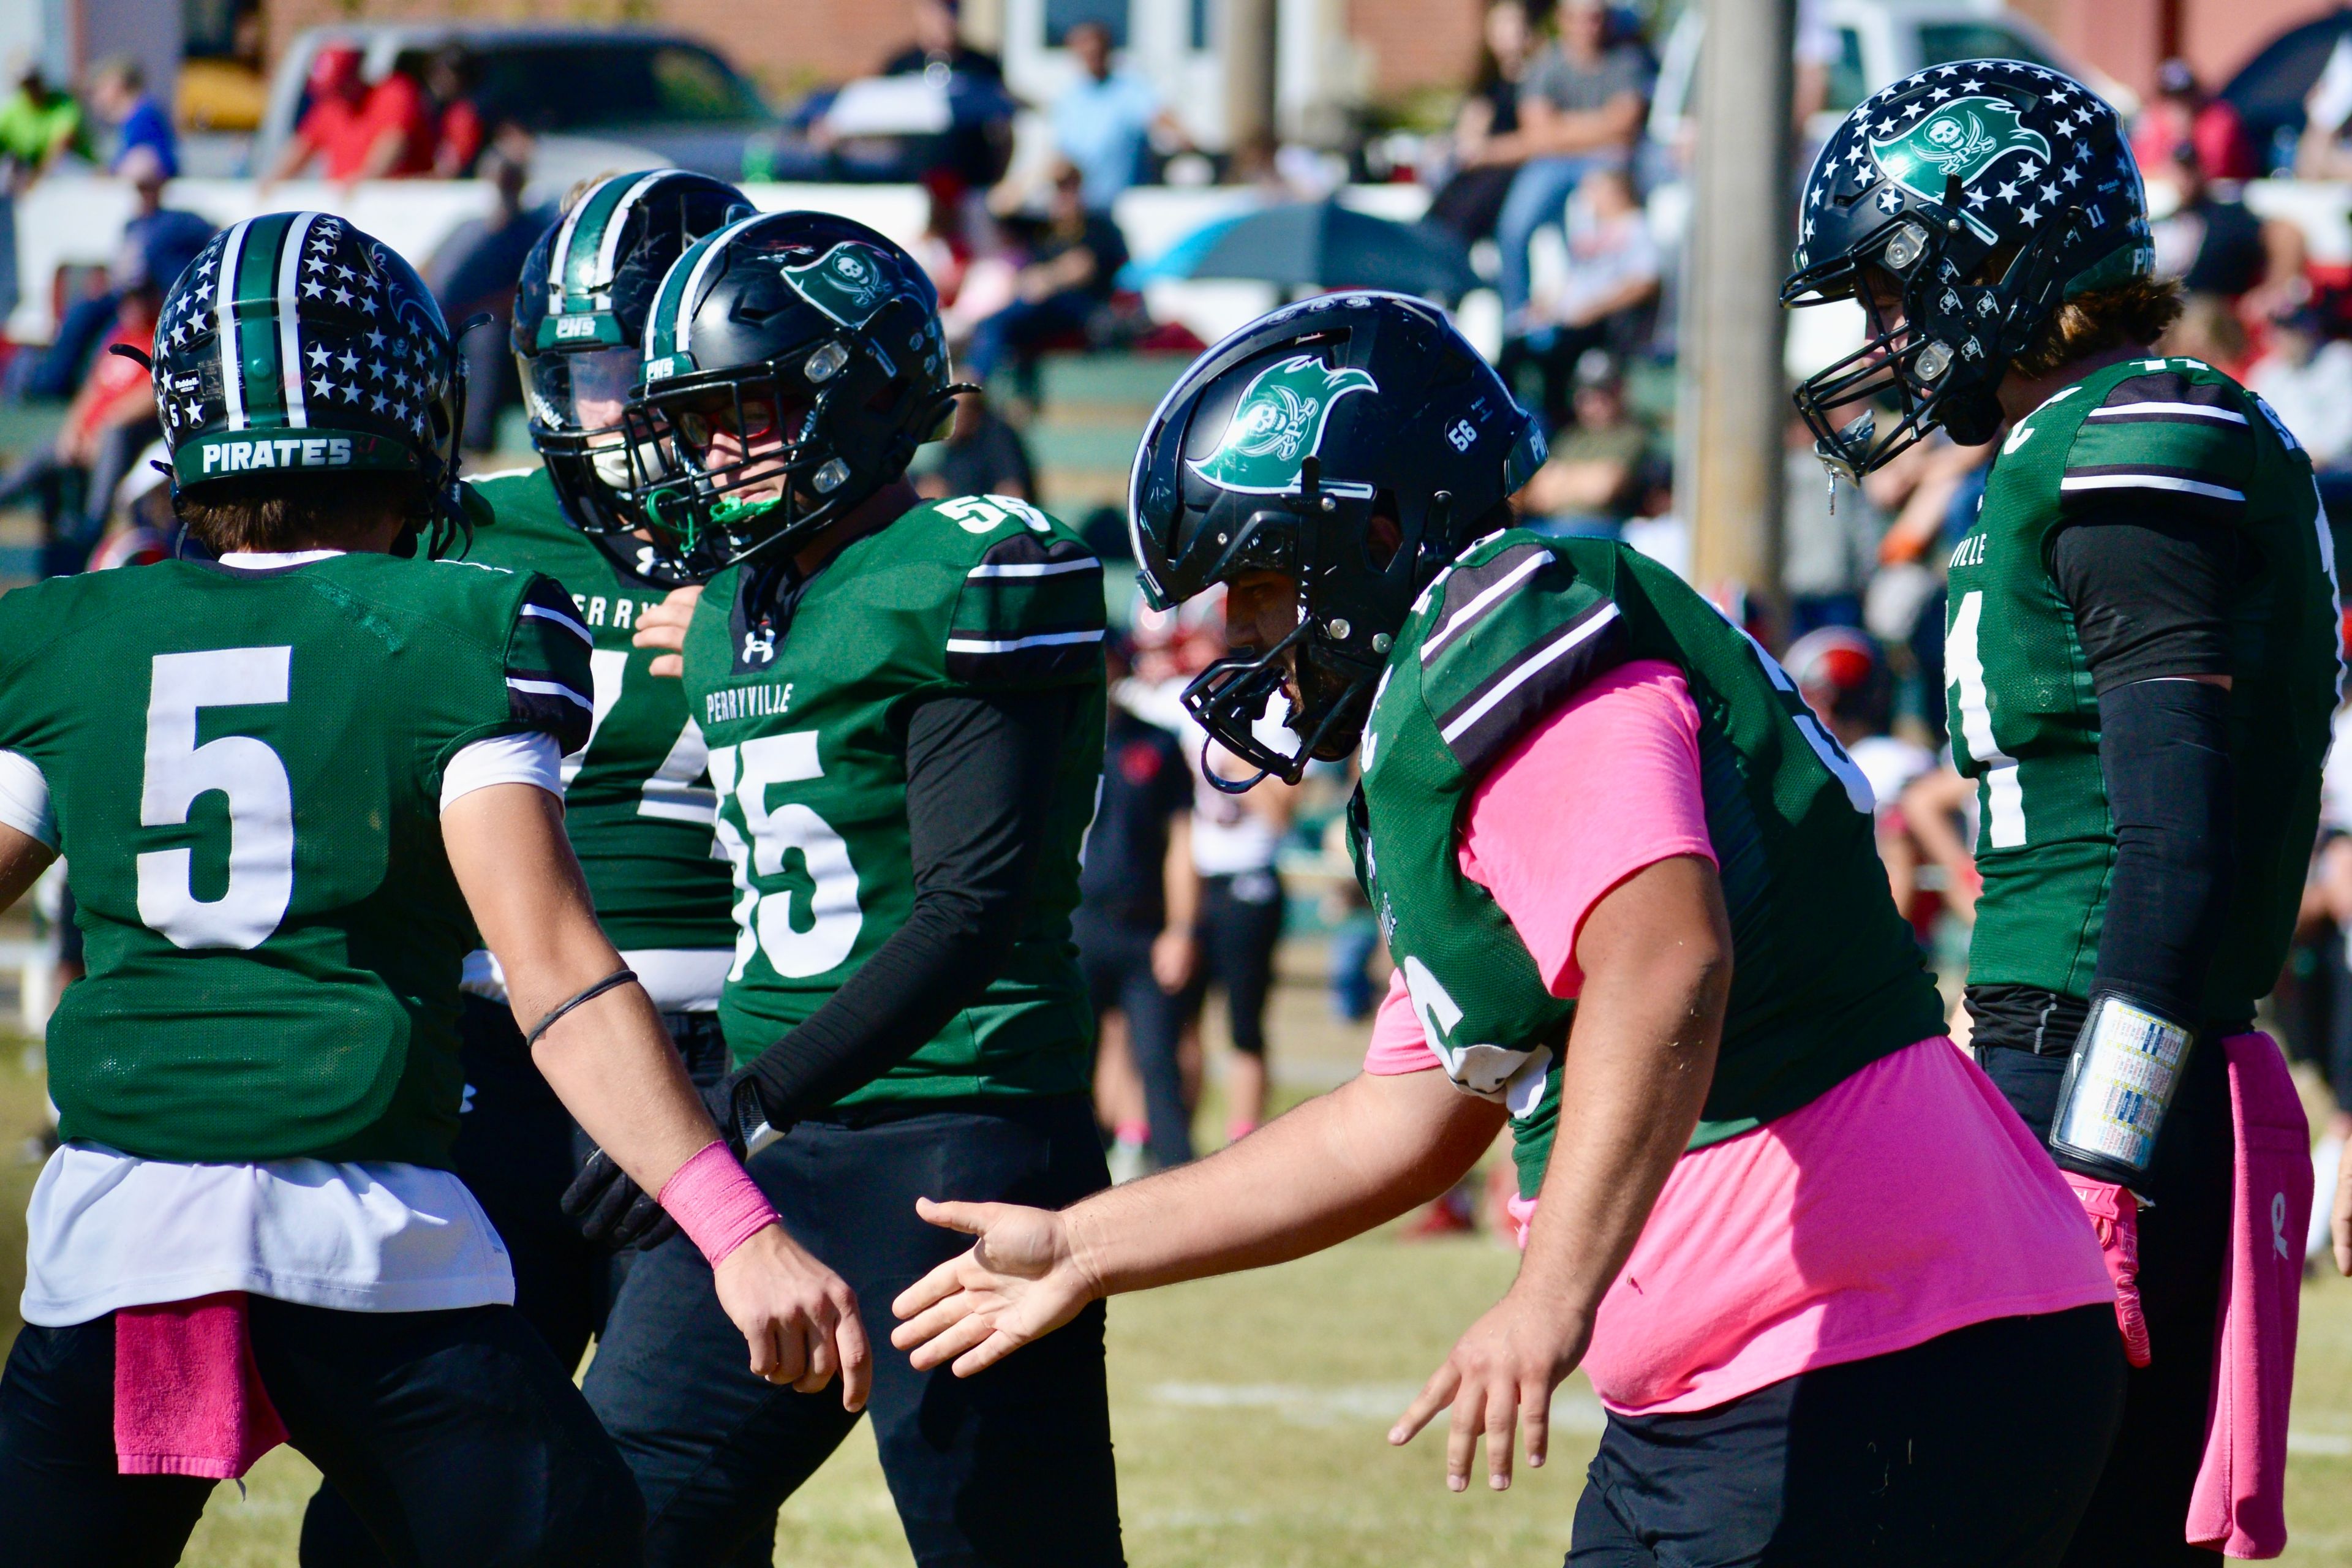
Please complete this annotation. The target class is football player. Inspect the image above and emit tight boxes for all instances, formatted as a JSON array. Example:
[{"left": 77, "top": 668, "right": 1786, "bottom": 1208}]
[
  {"left": 1785, "top": 62, "right": 2337, "bottom": 1565},
  {"left": 889, "top": 290, "right": 2128, "bottom": 1564},
  {"left": 561, "top": 211, "right": 1122, "bottom": 1566},
  {"left": 0, "top": 214, "right": 863, "bottom": 1566},
  {"left": 296, "top": 171, "right": 780, "bottom": 1565}
]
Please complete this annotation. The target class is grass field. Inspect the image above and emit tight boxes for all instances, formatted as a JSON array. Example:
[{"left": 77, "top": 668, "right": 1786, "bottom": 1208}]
[{"left": 7, "top": 954, "right": 2352, "bottom": 1566}]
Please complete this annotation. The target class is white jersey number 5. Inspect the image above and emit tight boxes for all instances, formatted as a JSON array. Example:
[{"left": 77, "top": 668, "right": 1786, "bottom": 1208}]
[{"left": 136, "top": 647, "right": 296, "bottom": 949}]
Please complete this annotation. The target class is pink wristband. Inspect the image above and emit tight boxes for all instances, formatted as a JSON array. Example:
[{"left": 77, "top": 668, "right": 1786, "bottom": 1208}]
[{"left": 657, "top": 1141, "right": 781, "bottom": 1267}]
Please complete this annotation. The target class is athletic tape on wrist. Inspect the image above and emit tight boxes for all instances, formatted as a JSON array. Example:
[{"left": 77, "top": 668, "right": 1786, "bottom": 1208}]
[{"left": 657, "top": 1140, "right": 781, "bottom": 1267}]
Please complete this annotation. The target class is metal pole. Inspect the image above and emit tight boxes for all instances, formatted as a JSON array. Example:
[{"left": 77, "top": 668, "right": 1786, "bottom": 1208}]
[
  {"left": 1224, "top": 0, "right": 1279, "bottom": 156},
  {"left": 1677, "top": 0, "right": 1796, "bottom": 620}
]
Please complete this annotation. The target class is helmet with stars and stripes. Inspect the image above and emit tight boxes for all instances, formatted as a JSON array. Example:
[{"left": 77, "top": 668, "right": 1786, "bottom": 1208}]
[
  {"left": 511, "top": 168, "right": 752, "bottom": 582},
  {"left": 153, "top": 211, "right": 471, "bottom": 549},
  {"left": 1782, "top": 58, "right": 2152, "bottom": 478},
  {"left": 619, "top": 209, "right": 960, "bottom": 574}
]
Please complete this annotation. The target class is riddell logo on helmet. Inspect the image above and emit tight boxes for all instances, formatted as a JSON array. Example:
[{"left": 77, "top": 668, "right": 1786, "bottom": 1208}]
[{"left": 200, "top": 437, "right": 356, "bottom": 473}]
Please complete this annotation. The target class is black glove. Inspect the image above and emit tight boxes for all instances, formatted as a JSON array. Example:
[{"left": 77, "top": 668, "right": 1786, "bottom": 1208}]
[{"left": 560, "top": 1074, "right": 773, "bottom": 1251}]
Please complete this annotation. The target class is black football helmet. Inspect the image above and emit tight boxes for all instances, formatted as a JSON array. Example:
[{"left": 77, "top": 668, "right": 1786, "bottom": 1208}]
[
  {"left": 154, "top": 211, "right": 471, "bottom": 554},
  {"left": 512, "top": 169, "right": 752, "bottom": 584},
  {"left": 1130, "top": 291, "right": 1547, "bottom": 786},
  {"left": 1782, "top": 59, "right": 2152, "bottom": 477},
  {"left": 621, "top": 211, "right": 960, "bottom": 573}
]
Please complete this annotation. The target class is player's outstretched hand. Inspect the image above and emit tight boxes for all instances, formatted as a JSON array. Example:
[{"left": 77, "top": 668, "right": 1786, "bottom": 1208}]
[
  {"left": 890, "top": 1198, "right": 1099, "bottom": 1377},
  {"left": 633, "top": 584, "right": 702, "bottom": 679},
  {"left": 1389, "top": 1289, "right": 1591, "bottom": 1494},
  {"left": 715, "top": 1224, "right": 870, "bottom": 1411}
]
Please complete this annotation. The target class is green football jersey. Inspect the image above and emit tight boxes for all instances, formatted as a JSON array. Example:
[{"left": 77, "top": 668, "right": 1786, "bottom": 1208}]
[
  {"left": 460, "top": 467, "right": 734, "bottom": 954},
  {"left": 682, "top": 493, "right": 1106, "bottom": 1106},
  {"left": 1945, "top": 356, "right": 2339, "bottom": 1022},
  {"left": 0, "top": 552, "right": 594, "bottom": 1166},
  {"left": 1352, "top": 532, "right": 1945, "bottom": 1198}
]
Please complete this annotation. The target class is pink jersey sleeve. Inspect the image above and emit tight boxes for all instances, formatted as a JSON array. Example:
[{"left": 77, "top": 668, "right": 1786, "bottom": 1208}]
[
  {"left": 1362, "top": 967, "right": 1440, "bottom": 1075},
  {"left": 1460, "top": 659, "right": 1715, "bottom": 998},
  {"left": 1359, "top": 659, "right": 1714, "bottom": 1076}
]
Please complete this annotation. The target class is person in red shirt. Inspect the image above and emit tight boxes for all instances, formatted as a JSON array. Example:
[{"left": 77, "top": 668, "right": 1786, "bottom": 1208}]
[
  {"left": 2132, "top": 58, "right": 2258, "bottom": 183},
  {"left": 266, "top": 45, "right": 433, "bottom": 184}
]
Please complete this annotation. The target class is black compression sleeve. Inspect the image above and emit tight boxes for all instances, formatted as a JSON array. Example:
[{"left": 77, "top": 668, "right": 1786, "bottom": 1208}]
[
  {"left": 734, "top": 685, "right": 1079, "bottom": 1125},
  {"left": 2048, "top": 503, "right": 2237, "bottom": 694},
  {"left": 2091, "top": 676, "right": 2235, "bottom": 1025}
]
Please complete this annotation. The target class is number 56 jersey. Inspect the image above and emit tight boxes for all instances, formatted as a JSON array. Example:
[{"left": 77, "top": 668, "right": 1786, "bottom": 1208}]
[
  {"left": 0, "top": 552, "right": 594, "bottom": 1167},
  {"left": 1945, "top": 355, "right": 2339, "bottom": 1024},
  {"left": 683, "top": 494, "right": 1106, "bottom": 1109}
]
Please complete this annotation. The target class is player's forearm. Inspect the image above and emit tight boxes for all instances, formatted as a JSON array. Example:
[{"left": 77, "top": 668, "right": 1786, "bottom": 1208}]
[
  {"left": 445, "top": 782, "right": 722, "bottom": 1196},
  {"left": 1513, "top": 857, "right": 1725, "bottom": 1319},
  {"left": 1063, "top": 1069, "right": 1502, "bottom": 1296},
  {"left": 1163, "top": 815, "right": 1199, "bottom": 929}
]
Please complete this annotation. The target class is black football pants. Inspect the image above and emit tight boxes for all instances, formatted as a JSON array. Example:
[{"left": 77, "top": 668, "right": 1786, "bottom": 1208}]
[
  {"left": 303, "top": 998, "right": 772, "bottom": 1568},
  {"left": 0, "top": 1297, "right": 641, "bottom": 1568},
  {"left": 582, "top": 1093, "right": 1124, "bottom": 1568},
  {"left": 1569, "top": 1306, "right": 2126, "bottom": 1566},
  {"left": 1977, "top": 1034, "right": 2235, "bottom": 1567}
]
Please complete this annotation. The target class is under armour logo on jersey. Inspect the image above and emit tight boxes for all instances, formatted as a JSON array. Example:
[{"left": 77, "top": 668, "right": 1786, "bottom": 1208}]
[{"left": 742, "top": 628, "right": 776, "bottom": 665}]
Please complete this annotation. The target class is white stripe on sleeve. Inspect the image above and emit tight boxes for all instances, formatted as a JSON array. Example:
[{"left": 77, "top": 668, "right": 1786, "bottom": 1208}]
[
  {"left": 0, "top": 749, "right": 57, "bottom": 849},
  {"left": 943, "top": 629, "right": 1106, "bottom": 655},
  {"left": 441, "top": 731, "right": 563, "bottom": 810},
  {"left": 521, "top": 603, "right": 594, "bottom": 645},
  {"left": 2058, "top": 473, "right": 2246, "bottom": 502},
  {"left": 506, "top": 676, "right": 594, "bottom": 710}
]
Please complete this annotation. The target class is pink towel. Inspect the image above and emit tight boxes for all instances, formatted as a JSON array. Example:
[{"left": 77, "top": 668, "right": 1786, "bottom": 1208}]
[
  {"left": 115, "top": 1291, "right": 287, "bottom": 1479},
  {"left": 2187, "top": 1033, "right": 2312, "bottom": 1559}
]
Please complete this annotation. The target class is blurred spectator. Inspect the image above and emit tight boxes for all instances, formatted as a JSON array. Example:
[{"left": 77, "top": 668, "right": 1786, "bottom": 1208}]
[
  {"left": 1493, "top": 0, "right": 1652, "bottom": 337},
  {"left": 1507, "top": 162, "right": 1659, "bottom": 417},
  {"left": 2147, "top": 142, "right": 2304, "bottom": 320},
  {"left": 1897, "top": 762, "right": 1982, "bottom": 931},
  {"left": 2132, "top": 59, "right": 2256, "bottom": 184},
  {"left": 0, "top": 64, "right": 87, "bottom": 191},
  {"left": 883, "top": 0, "right": 1003, "bottom": 83},
  {"left": 914, "top": 390, "right": 1036, "bottom": 502},
  {"left": 1049, "top": 20, "right": 1188, "bottom": 213},
  {"left": 266, "top": 46, "right": 434, "bottom": 184},
  {"left": 424, "top": 140, "right": 549, "bottom": 452},
  {"left": 2299, "top": 34, "right": 2352, "bottom": 181},
  {"left": 1785, "top": 628, "right": 1935, "bottom": 892},
  {"left": 0, "top": 245, "right": 167, "bottom": 574},
  {"left": 1781, "top": 412, "right": 1880, "bottom": 635},
  {"left": 1517, "top": 349, "right": 1656, "bottom": 536},
  {"left": 2249, "top": 306, "right": 2352, "bottom": 471},
  {"left": 2162, "top": 290, "right": 2253, "bottom": 375},
  {"left": 425, "top": 46, "right": 486, "bottom": 178},
  {"left": 2299, "top": 693, "right": 2352, "bottom": 1263},
  {"left": 965, "top": 160, "right": 1128, "bottom": 383},
  {"left": 7, "top": 165, "right": 208, "bottom": 404},
  {"left": 1079, "top": 632, "right": 1201, "bottom": 1180},
  {"left": 1427, "top": 1, "right": 1536, "bottom": 244},
  {"left": 87, "top": 56, "right": 176, "bottom": 182}
]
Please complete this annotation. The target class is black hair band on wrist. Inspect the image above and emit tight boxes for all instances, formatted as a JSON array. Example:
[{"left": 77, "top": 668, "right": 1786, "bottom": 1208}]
[{"left": 525, "top": 968, "right": 641, "bottom": 1048}]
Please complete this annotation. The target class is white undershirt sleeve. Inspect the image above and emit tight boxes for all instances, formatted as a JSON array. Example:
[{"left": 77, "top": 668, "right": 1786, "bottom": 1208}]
[
  {"left": 440, "top": 731, "right": 564, "bottom": 812},
  {"left": 0, "top": 748, "right": 58, "bottom": 849}
]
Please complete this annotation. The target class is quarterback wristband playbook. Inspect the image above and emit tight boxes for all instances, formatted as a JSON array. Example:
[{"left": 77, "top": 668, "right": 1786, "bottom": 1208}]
[
  {"left": 2049, "top": 990, "right": 2195, "bottom": 1186},
  {"left": 657, "top": 1141, "right": 781, "bottom": 1267}
]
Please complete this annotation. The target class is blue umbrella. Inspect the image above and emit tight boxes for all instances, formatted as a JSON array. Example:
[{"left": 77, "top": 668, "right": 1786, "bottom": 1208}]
[{"left": 1140, "top": 198, "right": 1480, "bottom": 302}]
